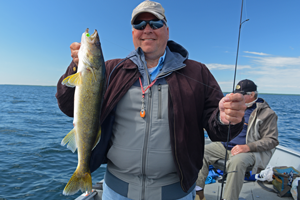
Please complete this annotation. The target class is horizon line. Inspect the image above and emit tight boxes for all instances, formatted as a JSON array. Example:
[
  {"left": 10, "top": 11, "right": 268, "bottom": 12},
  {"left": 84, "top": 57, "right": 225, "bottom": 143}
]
[{"left": 1, "top": 84, "right": 299, "bottom": 96}]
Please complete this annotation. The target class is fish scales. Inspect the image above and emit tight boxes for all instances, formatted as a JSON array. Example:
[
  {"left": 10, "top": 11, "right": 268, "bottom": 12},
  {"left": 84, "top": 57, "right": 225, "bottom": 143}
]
[{"left": 61, "top": 28, "right": 106, "bottom": 195}]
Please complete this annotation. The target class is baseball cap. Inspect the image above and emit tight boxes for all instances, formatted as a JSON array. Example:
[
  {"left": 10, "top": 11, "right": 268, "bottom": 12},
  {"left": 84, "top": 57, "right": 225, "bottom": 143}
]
[
  {"left": 234, "top": 79, "right": 257, "bottom": 94},
  {"left": 131, "top": 0, "right": 166, "bottom": 24}
]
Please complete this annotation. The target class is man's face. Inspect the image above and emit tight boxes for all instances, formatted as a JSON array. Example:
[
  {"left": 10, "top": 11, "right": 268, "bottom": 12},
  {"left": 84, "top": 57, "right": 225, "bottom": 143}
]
[
  {"left": 132, "top": 12, "right": 169, "bottom": 60},
  {"left": 244, "top": 92, "right": 256, "bottom": 103}
]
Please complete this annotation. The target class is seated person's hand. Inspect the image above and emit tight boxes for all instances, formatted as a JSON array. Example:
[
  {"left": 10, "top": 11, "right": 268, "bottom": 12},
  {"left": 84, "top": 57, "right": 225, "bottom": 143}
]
[{"left": 231, "top": 144, "right": 250, "bottom": 156}]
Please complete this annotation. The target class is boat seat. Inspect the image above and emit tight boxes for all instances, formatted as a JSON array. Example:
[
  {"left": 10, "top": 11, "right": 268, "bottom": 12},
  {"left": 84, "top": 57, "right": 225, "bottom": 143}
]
[{"left": 213, "top": 159, "right": 253, "bottom": 182}]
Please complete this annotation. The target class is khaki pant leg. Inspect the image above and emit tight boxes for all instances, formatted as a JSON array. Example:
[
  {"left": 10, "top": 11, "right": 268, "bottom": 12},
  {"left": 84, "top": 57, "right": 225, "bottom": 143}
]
[
  {"left": 223, "top": 152, "right": 255, "bottom": 200},
  {"left": 196, "top": 142, "right": 228, "bottom": 188}
]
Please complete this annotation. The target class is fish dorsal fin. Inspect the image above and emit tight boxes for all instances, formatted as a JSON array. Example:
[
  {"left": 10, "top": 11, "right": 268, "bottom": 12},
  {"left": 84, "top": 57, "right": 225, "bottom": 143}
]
[
  {"left": 92, "top": 127, "right": 101, "bottom": 151},
  {"left": 61, "top": 128, "right": 77, "bottom": 153},
  {"left": 62, "top": 72, "right": 82, "bottom": 87}
]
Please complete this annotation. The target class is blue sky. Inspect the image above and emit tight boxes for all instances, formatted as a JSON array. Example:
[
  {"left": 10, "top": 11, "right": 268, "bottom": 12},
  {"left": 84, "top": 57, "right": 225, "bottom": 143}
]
[{"left": 1, "top": 0, "right": 299, "bottom": 94}]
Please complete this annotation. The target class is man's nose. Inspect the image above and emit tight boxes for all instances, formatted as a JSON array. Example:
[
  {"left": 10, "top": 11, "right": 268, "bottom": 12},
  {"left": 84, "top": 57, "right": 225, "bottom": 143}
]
[{"left": 143, "top": 24, "right": 153, "bottom": 33}]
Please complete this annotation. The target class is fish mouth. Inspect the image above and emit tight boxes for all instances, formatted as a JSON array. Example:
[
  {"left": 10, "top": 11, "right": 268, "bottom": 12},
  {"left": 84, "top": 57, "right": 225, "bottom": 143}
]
[
  {"left": 85, "top": 28, "right": 99, "bottom": 40},
  {"left": 81, "top": 28, "right": 101, "bottom": 56}
]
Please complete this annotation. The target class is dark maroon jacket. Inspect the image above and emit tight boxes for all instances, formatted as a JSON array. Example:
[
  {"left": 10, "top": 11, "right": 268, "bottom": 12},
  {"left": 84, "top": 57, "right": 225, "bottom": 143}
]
[{"left": 56, "top": 58, "right": 243, "bottom": 192}]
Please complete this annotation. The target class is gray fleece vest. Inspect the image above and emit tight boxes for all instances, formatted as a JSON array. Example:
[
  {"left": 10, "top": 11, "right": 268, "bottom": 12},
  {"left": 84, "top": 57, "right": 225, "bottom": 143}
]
[{"left": 105, "top": 78, "right": 193, "bottom": 200}]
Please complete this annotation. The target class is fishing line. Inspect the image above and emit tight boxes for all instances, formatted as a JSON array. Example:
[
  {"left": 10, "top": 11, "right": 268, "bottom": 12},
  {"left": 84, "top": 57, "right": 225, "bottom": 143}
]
[
  {"left": 174, "top": 71, "right": 223, "bottom": 93},
  {"left": 101, "top": 30, "right": 228, "bottom": 93},
  {"left": 107, "top": 55, "right": 136, "bottom": 87},
  {"left": 244, "top": 0, "right": 248, "bottom": 21},
  {"left": 102, "top": 38, "right": 132, "bottom": 52},
  {"left": 105, "top": 46, "right": 225, "bottom": 93}
]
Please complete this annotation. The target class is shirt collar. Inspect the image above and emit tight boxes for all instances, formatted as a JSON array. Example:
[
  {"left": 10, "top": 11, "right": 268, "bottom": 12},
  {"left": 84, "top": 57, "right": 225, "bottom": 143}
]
[{"left": 158, "top": 50, "right": 166, "bottom": 66}]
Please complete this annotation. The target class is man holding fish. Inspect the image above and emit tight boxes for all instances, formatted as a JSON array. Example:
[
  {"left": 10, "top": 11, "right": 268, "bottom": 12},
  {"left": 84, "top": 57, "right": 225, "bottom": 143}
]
[{"left": 56, "top": 1, "right": 246, "bottom": 199}]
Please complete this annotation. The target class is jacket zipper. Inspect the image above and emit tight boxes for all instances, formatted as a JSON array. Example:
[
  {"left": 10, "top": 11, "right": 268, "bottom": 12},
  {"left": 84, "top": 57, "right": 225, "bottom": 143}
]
[
  {"left": 158, "top": 84, "right": 161, "bottom": 119},
  {"left": 141, "top": 60, "right": 152, "bottom": 200},
  {"left": 141, "top": 87, "right": 152, "bottom": 200}
]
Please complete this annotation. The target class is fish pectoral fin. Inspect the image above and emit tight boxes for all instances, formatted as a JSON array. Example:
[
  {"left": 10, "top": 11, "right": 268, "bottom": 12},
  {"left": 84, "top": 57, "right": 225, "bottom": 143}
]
[
  {"left": 62, "top": 72, "right": 82, "bottom": 87},
  {"left": 92, "top": 127, "right": 101, "bottom": 150},
  {"left": 61, "top": 128, "right": 77, "bottom": 153}
]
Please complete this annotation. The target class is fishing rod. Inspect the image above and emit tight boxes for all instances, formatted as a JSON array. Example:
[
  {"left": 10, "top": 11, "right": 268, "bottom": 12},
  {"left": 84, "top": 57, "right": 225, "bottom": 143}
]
[{"left": 219, "top": 0, "right": 249, "bottom": 199}]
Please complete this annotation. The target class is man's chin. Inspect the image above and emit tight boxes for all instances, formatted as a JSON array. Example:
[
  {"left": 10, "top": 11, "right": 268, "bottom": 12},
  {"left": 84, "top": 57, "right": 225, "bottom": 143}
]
[{"left": 140, "top": 47, "right": 155, "bottom": 54}]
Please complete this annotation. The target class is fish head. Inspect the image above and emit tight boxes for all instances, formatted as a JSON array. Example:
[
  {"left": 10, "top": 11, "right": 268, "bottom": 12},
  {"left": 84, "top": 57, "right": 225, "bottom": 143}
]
[{"left": 78, "top": 28, "right": 103, "bottom": 71}]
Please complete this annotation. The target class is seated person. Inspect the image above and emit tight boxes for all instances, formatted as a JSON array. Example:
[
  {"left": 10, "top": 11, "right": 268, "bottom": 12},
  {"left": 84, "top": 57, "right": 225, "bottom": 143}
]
[{"left": 195, "top": 79, "right": 279, "bottom": 200}]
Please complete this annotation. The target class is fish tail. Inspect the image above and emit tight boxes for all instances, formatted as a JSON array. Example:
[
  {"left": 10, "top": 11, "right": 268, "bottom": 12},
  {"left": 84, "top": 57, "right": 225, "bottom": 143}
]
[{"left": 63, "top": 169, "right": 92, "bottom": 195}]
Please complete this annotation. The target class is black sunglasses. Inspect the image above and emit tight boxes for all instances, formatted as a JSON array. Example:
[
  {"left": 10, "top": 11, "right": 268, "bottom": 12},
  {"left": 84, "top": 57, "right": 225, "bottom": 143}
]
[{"left": 133, "top": 20, "right": 165, "bottom": 30}]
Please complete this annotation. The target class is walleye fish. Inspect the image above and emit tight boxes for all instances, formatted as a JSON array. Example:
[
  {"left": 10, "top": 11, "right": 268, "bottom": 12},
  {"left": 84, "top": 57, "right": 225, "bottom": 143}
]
[{"left": 61, "top": 28, "right": 106, "bottom": 195}]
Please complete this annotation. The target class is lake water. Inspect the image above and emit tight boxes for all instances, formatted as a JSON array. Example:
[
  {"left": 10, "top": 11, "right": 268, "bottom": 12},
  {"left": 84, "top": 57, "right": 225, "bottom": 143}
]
[{"left": 0, "top": 85, "right": 299, "bottom": 200}]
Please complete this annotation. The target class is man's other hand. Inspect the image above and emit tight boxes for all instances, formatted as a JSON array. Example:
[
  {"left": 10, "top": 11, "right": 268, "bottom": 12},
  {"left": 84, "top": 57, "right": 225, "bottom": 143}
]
[{"left": 219, "top": 93, "right": 246, "bottom": 125}]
